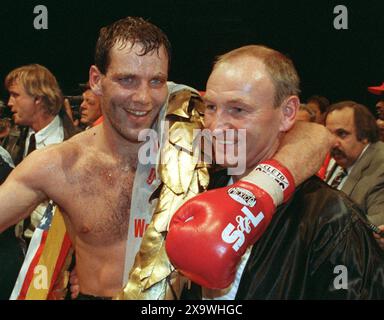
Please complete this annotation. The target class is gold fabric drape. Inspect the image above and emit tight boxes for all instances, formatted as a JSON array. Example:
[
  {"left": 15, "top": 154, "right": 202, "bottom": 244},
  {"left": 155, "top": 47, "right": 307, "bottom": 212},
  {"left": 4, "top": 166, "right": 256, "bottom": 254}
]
[{"left": 117, "top": 89, "right": 210, "bottom": 300}]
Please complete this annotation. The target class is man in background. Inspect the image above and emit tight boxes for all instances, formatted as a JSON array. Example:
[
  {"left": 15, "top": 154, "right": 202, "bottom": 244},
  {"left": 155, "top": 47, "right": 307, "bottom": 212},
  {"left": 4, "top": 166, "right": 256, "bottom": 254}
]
[
  {"left": 325, "top": 101, "right": 384, "bottom": 251},
  {"left": 306, "top": 95, "right": 330, "bottom": 124},
  {"left": 295, "top": 104, "right": 316, "bottom": 122},
  {"left": 5, "top": 64, "right": 79, "bottom": 246},
  {"left": 79, "top": 83, "right": 102, "bottom": 128},
  {"left": 325, "top": 101, "right": 384, "bottom": 226}
]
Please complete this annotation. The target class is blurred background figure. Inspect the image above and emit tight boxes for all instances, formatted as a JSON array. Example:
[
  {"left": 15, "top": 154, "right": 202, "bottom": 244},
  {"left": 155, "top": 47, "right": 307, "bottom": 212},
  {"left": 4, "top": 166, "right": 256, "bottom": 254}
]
[
  {"left": 368, "top": 82, "right": 384, "bottom": 142},
  {"left": 306, "top": 95, "right": 330, "bottom": 125},
  {"left": 0, "top": 145, "right": 24, "bottom": 300},
  {"left": 0, "top": 118, "right": 11, "bottom": 144},
  {"left": 4, "top": 64, "right": 80, "bottom": 247},
  {"left": 79, "top": 83, "right": 102, "bottom": 129},
  {"left": 5, "top": 64, "right": 79, "bottom": 166},
  {"left": 295, "top": 104, "right": 316, "bottom": 122},
  {"left": 0, "top": 100, "right": 20, "bottom": 157},
  {"left": 325, "top": 101, "right": 384, "bottom": 227}
]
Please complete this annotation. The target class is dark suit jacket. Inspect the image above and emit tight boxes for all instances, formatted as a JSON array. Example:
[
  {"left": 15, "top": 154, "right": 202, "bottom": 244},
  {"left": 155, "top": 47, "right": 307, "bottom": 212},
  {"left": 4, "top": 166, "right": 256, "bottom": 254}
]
[
  {"left": 0, "top": 112, "right": 80, "bottom": 299},
  {"left": 11, "top": 111, "right": 80, "bottom": 166},
  {"left": 0, "top": 156, "right": 24, "bottom": 299},
  {"left": 326, "top": 142, "right": 384, "bottom": 225}
]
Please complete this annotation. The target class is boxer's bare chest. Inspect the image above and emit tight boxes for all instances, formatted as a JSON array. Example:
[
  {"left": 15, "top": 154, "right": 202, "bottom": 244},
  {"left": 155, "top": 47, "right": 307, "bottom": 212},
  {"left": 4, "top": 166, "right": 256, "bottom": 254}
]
[{"left": 56, "top": 152, "right": 137, "bottom": 246}]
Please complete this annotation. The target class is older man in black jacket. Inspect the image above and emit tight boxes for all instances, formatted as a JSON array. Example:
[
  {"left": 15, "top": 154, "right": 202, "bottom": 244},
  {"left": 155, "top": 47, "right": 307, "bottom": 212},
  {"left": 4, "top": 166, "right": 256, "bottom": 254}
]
[{"left": 171, "top": 45, "right": 384, "bottom": 299}]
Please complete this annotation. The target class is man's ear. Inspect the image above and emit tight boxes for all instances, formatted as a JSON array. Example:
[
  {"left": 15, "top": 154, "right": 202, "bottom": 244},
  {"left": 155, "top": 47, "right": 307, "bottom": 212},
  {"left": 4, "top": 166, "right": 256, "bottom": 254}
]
[
  {"left": 279, "top": 96, "right": 300, "bottom": 132},
  {"left": 34, "top": 96, "right": 42, "bottom": 106},
  {"left": 89, "top": 65, "right": 103, "bottom": 96}
]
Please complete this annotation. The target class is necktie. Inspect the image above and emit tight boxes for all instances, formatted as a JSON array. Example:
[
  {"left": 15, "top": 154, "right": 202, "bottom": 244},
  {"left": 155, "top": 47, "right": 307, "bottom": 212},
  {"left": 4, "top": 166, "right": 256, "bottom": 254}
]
[
  {"left": 330, "top": 168, "right": 348, "bottom": 189},
  {"left": 26, "top": 134, "right": 36, "bottom": 156},
  {"left": 14, "top": 127, "right": 29, "bottom": 165}
]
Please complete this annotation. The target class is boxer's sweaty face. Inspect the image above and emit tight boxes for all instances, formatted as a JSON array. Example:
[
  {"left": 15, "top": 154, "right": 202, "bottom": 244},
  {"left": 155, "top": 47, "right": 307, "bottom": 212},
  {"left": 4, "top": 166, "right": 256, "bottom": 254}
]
[
  {"left": 204, "top": 56, "right": 284, "bottom": 175},
  {"left": 100, "top": 42, "right": 169, "bottom": 143}
]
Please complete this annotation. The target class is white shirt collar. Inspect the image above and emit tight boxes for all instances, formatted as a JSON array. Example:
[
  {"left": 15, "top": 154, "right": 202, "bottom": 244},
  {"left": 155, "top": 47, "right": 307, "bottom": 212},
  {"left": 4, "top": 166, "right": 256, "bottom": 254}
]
[{"left": 25, "top": 115, "right": 64, "bottom": 156}]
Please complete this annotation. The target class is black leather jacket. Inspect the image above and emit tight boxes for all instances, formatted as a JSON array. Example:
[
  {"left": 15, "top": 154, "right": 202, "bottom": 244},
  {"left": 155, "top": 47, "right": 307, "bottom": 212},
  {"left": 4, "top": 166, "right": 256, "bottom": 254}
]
[{"left": 183, "top": 175, "right": 384, "bottom": 299}]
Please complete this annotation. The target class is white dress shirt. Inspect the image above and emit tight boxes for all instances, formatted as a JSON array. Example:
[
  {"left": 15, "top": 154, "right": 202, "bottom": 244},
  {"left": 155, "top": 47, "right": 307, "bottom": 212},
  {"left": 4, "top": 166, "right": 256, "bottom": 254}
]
[
  {"left": 23, "top": 115, "right": 64, "bottom": 158},
  {"left": 17, "top": 115, "right": 65, "bottom": 238}
]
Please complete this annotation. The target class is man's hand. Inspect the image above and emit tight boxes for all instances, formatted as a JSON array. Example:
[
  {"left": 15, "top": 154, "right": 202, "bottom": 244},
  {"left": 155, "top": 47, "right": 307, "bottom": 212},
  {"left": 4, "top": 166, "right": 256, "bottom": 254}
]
[
  {"left": 63, "top": 98, "right": 80, "bottom": 127},
  {"left": 69, "top": 267, "right": 80, "bottom": 299},
  {"left": 63, "top": 99, "right": 75, "bottom": 124},
  {"left": 275, "top": 121, "right": 334, "bottom": 185},
  {"left": 373, "top": 225, "right": 384, "bottom": 250}
]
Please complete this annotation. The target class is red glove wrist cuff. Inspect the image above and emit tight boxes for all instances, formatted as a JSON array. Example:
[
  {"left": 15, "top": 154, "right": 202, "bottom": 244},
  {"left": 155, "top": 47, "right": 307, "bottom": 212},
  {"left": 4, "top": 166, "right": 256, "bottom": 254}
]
[{"left": 255, "top": 159, "right": 295, "bottom": 202}]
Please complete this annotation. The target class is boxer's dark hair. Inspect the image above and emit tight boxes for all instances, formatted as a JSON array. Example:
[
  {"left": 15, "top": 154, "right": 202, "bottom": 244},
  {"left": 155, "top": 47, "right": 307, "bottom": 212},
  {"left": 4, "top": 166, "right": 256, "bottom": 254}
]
[{"left": 95, "top": 16, "right": 171, "bottom": 74}]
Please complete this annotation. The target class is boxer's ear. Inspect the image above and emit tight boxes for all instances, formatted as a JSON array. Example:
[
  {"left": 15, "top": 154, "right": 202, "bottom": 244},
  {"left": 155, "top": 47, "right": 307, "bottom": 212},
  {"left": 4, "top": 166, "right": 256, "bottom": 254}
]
[
  {"left": 89, "top": 65, "right": 103, "bottom": 96},
  {"left": 279, "top": 96, "right": 299, "bottom": 132}
]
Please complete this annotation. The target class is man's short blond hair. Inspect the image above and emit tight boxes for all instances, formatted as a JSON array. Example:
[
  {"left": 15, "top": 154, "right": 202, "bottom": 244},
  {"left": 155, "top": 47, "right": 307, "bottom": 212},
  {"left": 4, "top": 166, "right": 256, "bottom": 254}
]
[
  {"left": 213, "top": 45, "right": 300, "bottom": 107},
  {"left": 5, "top": 64, "right": 63, "bottom": 116}
]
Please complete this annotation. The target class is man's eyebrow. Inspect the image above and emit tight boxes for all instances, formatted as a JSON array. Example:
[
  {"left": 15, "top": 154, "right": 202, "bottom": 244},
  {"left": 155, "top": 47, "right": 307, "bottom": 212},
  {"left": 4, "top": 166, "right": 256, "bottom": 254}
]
[
  {"left": 153, "top": 72, "right": 167, "bottom": 78},
  {"left": 113, "top": 72, "right": 136, "bottom": 78},
  {"left": 113, "top": 72, "right": 167, "bottom": 78},
  {"left": 226, "top": 98, "right": 248, "bottom": 104},
  {"left": 202, "top": 97, "right": 249, "bottom": 105},
  {"left": 201, "top": 96, "right": 211, "bottom": 103}
]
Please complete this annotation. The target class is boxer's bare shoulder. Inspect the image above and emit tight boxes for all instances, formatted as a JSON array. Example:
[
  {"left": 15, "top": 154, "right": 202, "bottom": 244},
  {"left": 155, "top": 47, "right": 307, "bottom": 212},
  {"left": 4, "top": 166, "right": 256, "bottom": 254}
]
[
  {"left": 14, "top": 126, "right": 135, "bottom": 243},
  {"left": 15, "top": 129, "right": 95, "bottom": 196}
]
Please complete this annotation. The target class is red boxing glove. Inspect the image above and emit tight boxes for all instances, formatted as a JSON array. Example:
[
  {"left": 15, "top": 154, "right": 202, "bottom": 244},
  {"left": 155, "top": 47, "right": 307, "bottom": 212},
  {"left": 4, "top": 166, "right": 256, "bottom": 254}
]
[{"left": 166, "top": 160, "right": 294, "bottom": 289}]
